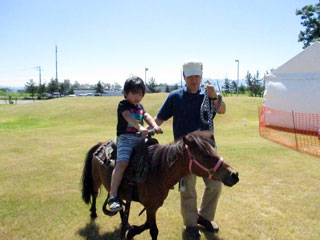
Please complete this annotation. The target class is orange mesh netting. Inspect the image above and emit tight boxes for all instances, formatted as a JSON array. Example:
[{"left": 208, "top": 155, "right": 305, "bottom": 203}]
[{"left": 259, "top": 105, "right": 320, "bottom": 157}]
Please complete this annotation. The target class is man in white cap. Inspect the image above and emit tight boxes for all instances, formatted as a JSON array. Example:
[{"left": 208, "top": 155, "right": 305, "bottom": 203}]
[{"left": 154, "top": 60, "right": 226, "bottom": 238}]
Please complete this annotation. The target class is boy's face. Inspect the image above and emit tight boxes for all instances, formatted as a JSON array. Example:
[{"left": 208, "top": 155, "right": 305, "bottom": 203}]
[{"left": 126, "top": 90, "right": 144, "bottom": 106}]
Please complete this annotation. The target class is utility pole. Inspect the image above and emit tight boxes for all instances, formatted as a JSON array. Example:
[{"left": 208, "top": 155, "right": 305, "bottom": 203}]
[
  {"left": 36, "top": 66, "right": 42, "bottom": 86},
  {"left": 55, "top": 45, "right": 58, "bottom": 82},
  {"left": 145, "top": 67, "right": 148, "bottom": 83},
  {"left": 235, "top": 59, "right": 239, "bottom": 96},
  {"left": 36, "top": 66, "right": 42, "bottom": 99}
]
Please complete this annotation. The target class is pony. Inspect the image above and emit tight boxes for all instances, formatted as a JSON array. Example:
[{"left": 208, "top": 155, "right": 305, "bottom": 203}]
[{"left": 81, "top": 132, "right": 239, "bottom": 239}]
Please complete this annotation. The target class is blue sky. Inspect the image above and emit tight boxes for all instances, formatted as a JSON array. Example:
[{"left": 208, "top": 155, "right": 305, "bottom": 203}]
[{"left": 0, "top": 0, "right": 317, "bottom": 87}]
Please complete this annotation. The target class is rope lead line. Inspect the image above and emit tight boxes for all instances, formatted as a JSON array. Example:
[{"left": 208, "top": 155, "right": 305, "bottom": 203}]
[{"left": 200, "top": 85, "right": 215, "bottom": 131}]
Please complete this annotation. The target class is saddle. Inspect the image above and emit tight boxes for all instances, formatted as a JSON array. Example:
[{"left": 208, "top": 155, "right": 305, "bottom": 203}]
[{"left": 93, "top": 136, "right": 159, "bottom": 184}]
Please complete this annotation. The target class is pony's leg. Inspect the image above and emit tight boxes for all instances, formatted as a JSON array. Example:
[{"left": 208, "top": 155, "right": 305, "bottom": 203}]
[
  {"left": 147, "top": 210, "right": 158, "bottom": 240},
  {"left": 90, "top": 191, "right": 98, "bottom": 219},
  {"left": 126, "top": 222, "right": 150, "bottom": 240}
]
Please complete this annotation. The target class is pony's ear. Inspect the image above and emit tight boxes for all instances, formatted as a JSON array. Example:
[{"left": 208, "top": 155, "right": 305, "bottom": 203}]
[{"left": 182, "top": 136, "right": 191, "bottom": 146}]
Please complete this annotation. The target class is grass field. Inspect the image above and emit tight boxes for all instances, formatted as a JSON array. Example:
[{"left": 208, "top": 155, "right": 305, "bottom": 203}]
[{"left": 0, "top": 94, "right": 319, "bottom": 240}]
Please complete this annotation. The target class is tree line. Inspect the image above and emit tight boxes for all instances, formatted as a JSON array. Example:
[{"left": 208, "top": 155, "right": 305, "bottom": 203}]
[
  {"left": 24, "top": 78, "right": 123, "bottom": 99},
  {"left": 23, "top": 76, "right": 181, "bottom": 99},
  {"left": 220, "top": 70, "right": 266, "bottom": 97}
]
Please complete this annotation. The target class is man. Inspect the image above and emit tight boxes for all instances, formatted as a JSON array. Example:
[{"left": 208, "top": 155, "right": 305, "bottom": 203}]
[{"left": 154, "top": 60, "right": 226, "bottom": 238}]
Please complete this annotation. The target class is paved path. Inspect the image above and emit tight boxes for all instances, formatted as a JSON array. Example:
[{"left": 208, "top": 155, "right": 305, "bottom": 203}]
[{"left": 0, "top": 100, "right": 41, "bottom": 104}]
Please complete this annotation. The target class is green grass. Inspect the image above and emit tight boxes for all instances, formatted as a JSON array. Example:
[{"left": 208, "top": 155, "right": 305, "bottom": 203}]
[{"left": 0, "top": 94, "right": 319, "bottom": 240}]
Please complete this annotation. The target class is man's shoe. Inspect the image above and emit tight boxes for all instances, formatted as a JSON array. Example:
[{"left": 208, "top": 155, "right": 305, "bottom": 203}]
[
  {"left": 197, "top": 215, "right": 219, "bottom": 233},
  {"left": 186, "top": 226, "right": 201, "bottom": 238}
]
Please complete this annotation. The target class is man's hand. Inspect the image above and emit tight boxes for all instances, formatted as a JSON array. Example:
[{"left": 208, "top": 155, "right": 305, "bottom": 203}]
[
  {"left": 207, "top": 84, "right": 217, "bottom": 99},
  {"left": 153, "top": 126, "right": 163, "bottom": 134}
]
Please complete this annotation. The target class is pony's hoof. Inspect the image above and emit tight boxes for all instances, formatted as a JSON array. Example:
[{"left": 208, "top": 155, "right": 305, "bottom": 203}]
[
  {"left": 90, "top": 212, "right": 97, "bottom": 219},
  {"left": 126, "top": 229, "right": 135, "bottom": 240}
]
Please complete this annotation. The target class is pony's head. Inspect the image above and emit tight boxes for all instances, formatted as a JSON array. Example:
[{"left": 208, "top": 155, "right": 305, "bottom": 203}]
[{"left": 182, "top": 132, "right": 239, "bottom": 187}]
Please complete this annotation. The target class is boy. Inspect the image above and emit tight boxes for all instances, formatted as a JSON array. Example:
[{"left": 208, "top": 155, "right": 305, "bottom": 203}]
[{"left": 108, "top": 76, "right": 162, "bottom": 212}]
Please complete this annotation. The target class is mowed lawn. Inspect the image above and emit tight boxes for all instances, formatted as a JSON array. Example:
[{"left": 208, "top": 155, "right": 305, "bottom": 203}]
[{"left": 0, "top": 94, "right": 319, "bottom": 240}]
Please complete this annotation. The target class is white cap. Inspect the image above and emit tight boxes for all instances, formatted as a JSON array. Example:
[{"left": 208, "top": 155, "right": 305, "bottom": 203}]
[{"left": 183, "top": 60, "right": 203, "bottom": 77}]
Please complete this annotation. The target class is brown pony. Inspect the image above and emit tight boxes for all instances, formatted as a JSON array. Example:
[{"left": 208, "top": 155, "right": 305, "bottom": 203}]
[{"left": 81, "top": 132, "right": 239, "bottom": 240}]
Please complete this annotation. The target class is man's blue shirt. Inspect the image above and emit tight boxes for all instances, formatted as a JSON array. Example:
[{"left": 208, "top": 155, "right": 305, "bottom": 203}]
[{"left": 157, "top": 87, "right": 216, "bottom": 140}]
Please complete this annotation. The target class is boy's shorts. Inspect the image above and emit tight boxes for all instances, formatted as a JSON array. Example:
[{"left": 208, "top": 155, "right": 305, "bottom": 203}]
[{"left": 117, "top": 134, "right": 145, "bottom": 162}]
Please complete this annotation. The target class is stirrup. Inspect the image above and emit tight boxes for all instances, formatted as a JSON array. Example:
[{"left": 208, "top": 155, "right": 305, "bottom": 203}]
[
  {"left": 102, "top": 195, "right": 119, "bottom": 216},
  {"left": 108, "top": 197, "right": 123, "bottom": 212}
]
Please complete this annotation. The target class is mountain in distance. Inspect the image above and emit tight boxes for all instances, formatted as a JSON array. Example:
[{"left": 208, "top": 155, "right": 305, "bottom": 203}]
[
  {"left": 0, "top": 86, "right": 25, "bottom": 92},
  {"left": 203, "top": 78, "right": 247, "bottom": 90}
]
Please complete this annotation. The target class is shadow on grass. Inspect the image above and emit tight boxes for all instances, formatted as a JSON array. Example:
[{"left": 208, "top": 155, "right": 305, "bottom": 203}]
[
  {"left": 77, "top": 220, "right": 122, "bottom": 240},
  {"left": 182, "top": 226, "right": 224, "bottom": 240}
]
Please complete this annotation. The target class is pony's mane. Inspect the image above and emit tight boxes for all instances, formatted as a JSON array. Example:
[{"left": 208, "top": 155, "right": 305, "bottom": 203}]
[
  {"left": 185, "top": 132, "right": 216, "bottom": 156},
  {"left": 148, "top": 141, "right": 183, "bottom": 172},
  {"left": 148, "top": 132, "right": 216, "bottom": 172}
]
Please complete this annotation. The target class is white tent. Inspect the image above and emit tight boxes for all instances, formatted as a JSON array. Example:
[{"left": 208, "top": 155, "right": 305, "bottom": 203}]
[{"left": 263, "top": 41, "right": 320, "bottom": 131}]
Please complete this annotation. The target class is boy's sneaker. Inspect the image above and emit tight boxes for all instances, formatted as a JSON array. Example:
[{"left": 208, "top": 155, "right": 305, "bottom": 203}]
[{"left": 108, "top": 197, "right": 122, "bottom": 212}]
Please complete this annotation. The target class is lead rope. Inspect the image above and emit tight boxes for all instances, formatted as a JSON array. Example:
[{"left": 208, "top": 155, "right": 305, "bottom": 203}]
[{"left": 200, "top": 85, "right": 216, "bottom": 132}]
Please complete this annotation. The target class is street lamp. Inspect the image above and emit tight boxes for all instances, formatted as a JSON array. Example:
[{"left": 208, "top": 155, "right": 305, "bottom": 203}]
[
  {"left": 145, "top": 67, "right": 148, "bottom": 83},
  {"left": 235, "top": 60, "right": 239, "bottom": 96}
]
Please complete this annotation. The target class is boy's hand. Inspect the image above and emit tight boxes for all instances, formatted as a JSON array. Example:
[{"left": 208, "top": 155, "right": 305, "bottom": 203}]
[
  {"left": 138, "top": 126, "right": 148, "bottom": 137},
  {"left": 153, "top": 126, "right": 163, "bottom": 134}
]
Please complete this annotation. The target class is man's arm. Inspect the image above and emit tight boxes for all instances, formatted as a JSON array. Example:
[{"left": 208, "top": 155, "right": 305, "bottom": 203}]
[
  {"left": 213, "top": 99, "right": 226, "bottom": 114},
  {"left": 154, "top": 117, "right": 164, "bottom": 126},
  {"left": 144, "top": 113, "right": 162, "bottom": 133}
]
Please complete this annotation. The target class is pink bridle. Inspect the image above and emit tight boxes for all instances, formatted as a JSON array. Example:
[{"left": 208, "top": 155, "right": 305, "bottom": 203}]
[{"left": 185, "top": 144, "right": 224, "bottom": 180}]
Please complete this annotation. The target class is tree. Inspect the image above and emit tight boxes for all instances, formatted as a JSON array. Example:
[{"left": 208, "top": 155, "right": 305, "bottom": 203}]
[
  {"left": 246, "top": 71, "right": 264, "bottom": 97},
  {"left": 112, "top": 83, "right": 122, "bottom": 92},
  {"left": 296, "top": 1, "right": 320, "bottom": 48},
  {"left": 238, "top": 83, "right": 247, "bottom": 94},
  {"left": 57, "top": 79, "right": 72, "bottom": 96},
  {"left": 104, "top": 83, "right": 111, "bottom": 91},
  {"left": 95, "top": 81, "right": 104, "bottom": 95},
  {"left": 231, "top": 80, "right": 238, "bottom": 94},
  {"left": 165, "top": 85, "right": 170, "bottom": 93},
  {"left": 69, "top": 86, "right": 74, "bottom": 94},
  {"left": 72, "top": 81, "right": 81, "bottom": 89},
  {"left": 245, "top": 71, "right": 253, "bottom": 96},
  {"left": 172, "top": 84, "right": 179, "bottom": 91},
  {"left": 146, "top": 77, "right": 159, "bottom": 93},
  {"left": 222, "top": 78, "right": 231, "bottom": 96},
  {"left": 62, "top": 79, "right": 72, "bottom": 94},
  {"left": 47, "top": 78, "right": 59, "bottom": 94},
  {"left": 58, "top": 82, "right": 66, "bottom": 97},
  {"left": 25, "top": 79, "right": 37, "bottom": 99},
  {"left": 37, "top": 83, "right": 46, "bottom": 99}
]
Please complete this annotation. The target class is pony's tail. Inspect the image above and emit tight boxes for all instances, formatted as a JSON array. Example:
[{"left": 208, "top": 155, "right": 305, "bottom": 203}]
[{"left": 81, "top": 143, "right": 101, "bottom": 204}]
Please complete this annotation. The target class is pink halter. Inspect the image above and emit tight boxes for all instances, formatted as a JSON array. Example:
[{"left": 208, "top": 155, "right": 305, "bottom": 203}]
[{"left": 185, "top": 144, "right": 224, "bottom": 180}]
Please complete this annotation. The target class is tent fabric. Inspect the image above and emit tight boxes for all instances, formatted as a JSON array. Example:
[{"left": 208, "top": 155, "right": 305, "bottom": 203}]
[
  {"left": 273, "top": 41, "right": 320, "bottom": 74},
  {"left": 263, "top": 42, "right": 320, "bottom": 130}
]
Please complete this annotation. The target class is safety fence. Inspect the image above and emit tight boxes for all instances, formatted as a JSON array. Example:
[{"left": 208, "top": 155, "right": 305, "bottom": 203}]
[{"left": 259, "top": 105, "right": 320, "bottom": 157}]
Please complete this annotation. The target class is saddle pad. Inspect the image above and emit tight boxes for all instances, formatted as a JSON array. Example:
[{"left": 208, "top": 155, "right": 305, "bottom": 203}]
[{"left": 93, "top": 139, "right": 117, "bottom": 166}]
